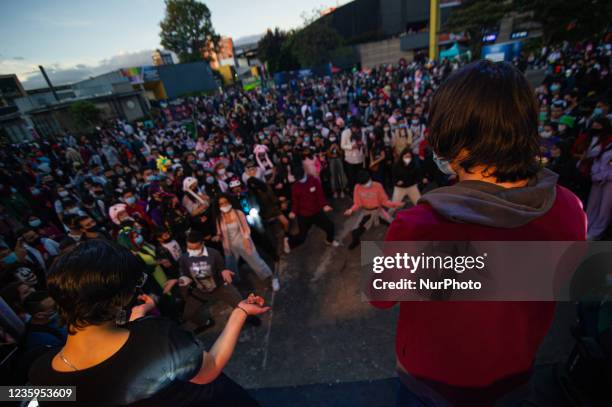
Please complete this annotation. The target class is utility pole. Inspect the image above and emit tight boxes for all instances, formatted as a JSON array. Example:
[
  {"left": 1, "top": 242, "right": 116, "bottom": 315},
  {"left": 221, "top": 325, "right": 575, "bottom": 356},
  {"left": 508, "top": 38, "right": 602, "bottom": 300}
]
[
  {"left": 428, "top": 0, "right": 440, "bottom": 61},
  {"left": 38, "top": 65, "right": 60, "bottom": 102}
]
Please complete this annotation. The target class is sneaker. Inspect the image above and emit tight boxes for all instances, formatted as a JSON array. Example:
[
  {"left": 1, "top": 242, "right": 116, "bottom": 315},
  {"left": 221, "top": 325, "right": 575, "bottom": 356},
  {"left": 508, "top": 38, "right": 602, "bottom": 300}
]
[
  {"left": 325, "top": 240, "right": 340, "bottom": 247},
  {"left": 272, "top": 277, "right": 280, "bottom": 292},
  {"left": 246, "top": 315, "right": 262, "bottom": 327},
  {"left": 283, "top": 237, "right": 290, "bottom": 254}
]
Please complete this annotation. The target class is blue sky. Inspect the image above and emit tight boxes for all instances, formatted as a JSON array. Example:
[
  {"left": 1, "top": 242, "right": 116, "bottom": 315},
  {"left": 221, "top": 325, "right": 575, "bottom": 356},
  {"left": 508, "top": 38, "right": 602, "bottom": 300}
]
[{"left": 0, "top": 0, "right": 347, "bottom": 88}]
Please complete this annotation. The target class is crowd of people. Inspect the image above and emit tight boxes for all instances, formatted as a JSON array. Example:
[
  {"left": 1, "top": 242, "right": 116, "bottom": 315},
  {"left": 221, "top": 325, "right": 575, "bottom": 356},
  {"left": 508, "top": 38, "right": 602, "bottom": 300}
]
[{"left": 0, "top": 35, "right": 610, "bottom": 403}]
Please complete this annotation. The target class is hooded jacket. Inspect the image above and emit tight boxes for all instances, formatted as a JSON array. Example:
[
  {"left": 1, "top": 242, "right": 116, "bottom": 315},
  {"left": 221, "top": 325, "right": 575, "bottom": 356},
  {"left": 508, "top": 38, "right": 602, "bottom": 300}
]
[{"left": 374, "top": 169, "right": 586, "bottom": 397}]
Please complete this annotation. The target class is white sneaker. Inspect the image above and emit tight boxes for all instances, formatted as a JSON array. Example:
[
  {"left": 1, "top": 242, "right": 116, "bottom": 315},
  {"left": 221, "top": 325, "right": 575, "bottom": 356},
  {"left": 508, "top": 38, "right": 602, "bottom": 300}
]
[
  {"left": 283, "top": 237, "right": 290, "bottom": 254},
  {"left": 272, "top": 277, "right": 280, "bottom": 292},
  {"left": 325, "top": 240, "right": 340, "bottom": 247}
]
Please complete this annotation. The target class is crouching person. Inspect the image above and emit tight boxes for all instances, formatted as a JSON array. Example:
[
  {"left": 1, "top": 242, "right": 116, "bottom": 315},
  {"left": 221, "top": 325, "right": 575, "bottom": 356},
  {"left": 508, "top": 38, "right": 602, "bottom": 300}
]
[{"left": 178, "top": 230, "right": 263, "bottom": 331}]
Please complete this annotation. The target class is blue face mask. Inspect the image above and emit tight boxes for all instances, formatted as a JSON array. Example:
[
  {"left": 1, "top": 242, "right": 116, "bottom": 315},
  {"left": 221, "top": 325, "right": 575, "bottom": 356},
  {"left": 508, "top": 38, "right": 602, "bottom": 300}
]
[
  {"left": 125, "top": 196, "right": 136, "bottom": 205},
  {"left": 206, "top": 176, "right": 215, "bottom": 184},
  {"left": 29, "top": 219, "right": 42, "bottom": 228},
  {"left": 1, "top": 252, "right": 18, "bottom": 265},
  {"left": 592, "top": 107, "right": 603, "bottom": 116},
  {"left": 432, "top": 152, "right": 456, "bottom": 176},
  {"left": 550, "top": 84, "right": 560, "bottom": 92},
  {"left": 134, "top": 235, "right": 144, "bottom": 246},
  {"left": 146, "top": 175, "right": 158, "bottom": 182}
]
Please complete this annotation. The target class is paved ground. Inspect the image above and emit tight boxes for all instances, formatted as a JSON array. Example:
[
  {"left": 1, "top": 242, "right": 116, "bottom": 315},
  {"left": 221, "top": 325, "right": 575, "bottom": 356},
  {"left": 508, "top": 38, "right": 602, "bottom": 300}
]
[{"left": 196, "top": 196, "right": 579, "bottom": 406}]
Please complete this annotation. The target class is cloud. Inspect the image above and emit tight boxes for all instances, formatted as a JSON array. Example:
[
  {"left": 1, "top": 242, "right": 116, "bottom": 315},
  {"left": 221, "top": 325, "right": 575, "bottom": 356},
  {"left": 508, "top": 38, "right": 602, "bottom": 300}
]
[{"left": 8, "top": 49, "right": 158, "bottom": 90}]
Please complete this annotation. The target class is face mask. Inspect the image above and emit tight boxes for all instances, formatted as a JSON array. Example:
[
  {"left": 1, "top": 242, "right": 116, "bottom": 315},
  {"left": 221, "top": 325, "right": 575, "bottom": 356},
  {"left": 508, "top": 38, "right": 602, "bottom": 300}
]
[
  {"left": 403, "top": 157, "right": 412, "bottom": 165},
  {"left": 550, "top": 84, "right": 560, "bottom": 92},
  {"left": 66, "top": 207, "right": 80, "bottom": 215},
  {"left": 558, "top": 124, "right": 567, "bottom": 132},
  {"left": 220, "top": 205, "right": 232, "bottom": 213},
  {"left": 31, "top": 188, "right": 41, "bottom": 196},
  {"left": 364, "top": 180, "right": 373, "bottom": 188},
  {"left": 187, "top": 248, "right": 202, "bottom": 257},
  {"left": 299, "top": 175, "right": 308, "bottom": 183},
  {"left": 592, "top": 107, "right": 603, "bottom": 116},
  {"left": 432, "top": 152, "right": 456, "bottom": 175},
  {"left": 146, "top": 175, "right": 158, "bottom": 182},
  {"left": 540, "top": 131, "right": 552, "bottom": 139},
  {"left": 125, "top": 196, "right": 136, "bottom": 205},
  {"left": 206, "top": 176, "right": 215, "bottom": 184},
  {"left": 217, "top": 168, "right": 226, "bottom": 176},
  {"left": 329, "top": 137, "right": 336, "bottom": 142},
  {"left": 411, "top": 120, "right": 419, "bottom": 125},
  {"left": 1, "top": 252, "right": 17, "bottom": 265},
  {"left": 134, "top": 235, "right": 144, "bottom": 246},
  {"left": 167, "top": 150, "right": 174, "bottom": 156},
  {"left": 58, "top": 191, "right": 69, "bottom": 198},
  {"left": 29, "top": 219, "right": 42, "bottom": 228}
]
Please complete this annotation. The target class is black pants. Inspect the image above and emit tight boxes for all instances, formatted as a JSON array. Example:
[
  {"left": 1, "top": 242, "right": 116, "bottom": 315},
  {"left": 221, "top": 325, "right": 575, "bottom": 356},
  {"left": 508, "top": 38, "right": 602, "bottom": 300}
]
[
  {"left": 180, "top": 284, "right": 242, "bottom": 326},
  {"left": 344, "top": 161, "right": 363, "bottom": 193},
  {"left": 351, "top": 214, "right": 390, "bottom": 244},
  {"left": 290, "top": 210, "right": 335, "bottom": 247}
]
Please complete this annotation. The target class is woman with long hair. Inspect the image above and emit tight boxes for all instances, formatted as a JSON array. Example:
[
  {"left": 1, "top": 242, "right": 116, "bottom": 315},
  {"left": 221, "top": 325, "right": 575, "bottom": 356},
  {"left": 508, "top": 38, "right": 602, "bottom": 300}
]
[{"left": 214, "top": 194, "right": 274, "bottom": 287}]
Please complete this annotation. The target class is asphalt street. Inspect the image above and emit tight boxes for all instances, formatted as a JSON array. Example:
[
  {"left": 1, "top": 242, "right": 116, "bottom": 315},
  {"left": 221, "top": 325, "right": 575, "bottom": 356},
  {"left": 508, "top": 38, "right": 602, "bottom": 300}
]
[{"left": 196, "top": 193, "right": 578, "bottom": 406}]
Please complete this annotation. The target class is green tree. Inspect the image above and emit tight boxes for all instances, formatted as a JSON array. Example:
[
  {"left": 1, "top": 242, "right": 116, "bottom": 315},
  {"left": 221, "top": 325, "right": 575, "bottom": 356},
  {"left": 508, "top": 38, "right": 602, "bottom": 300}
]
[
  {"left": 69, "top": 101, "right": 101, "bottom": 131},
  {"left": 291, "top": 20, "right": 343, "bottom": 67},
  {"left": 443, "top": 0, "right": 511, "bottom": 56},
  {"left": 257, "top": 28, "right": 299, "bottom": 73},
  {"left": 159, "top": 0, "right": 220, "bottom": 63},
  {"left": 515, "top": 0, "right": 612, "bottom": 44}
]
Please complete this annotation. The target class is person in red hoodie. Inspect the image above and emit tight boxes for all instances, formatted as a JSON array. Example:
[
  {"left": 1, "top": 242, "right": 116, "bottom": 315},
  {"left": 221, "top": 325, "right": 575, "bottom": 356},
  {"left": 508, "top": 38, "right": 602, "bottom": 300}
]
[
  {"left": 373, "top": 60, "right": 587, "bottom": 406},
  {"left": 289, "top": 165, "right": 340, "bottom": 248}
]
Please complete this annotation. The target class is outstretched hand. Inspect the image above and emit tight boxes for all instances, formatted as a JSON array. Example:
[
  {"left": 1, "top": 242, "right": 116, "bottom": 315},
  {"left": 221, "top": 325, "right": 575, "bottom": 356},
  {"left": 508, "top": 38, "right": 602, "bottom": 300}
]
[{"left": 238, "top": 293, "right": 270, "bottom": 316}]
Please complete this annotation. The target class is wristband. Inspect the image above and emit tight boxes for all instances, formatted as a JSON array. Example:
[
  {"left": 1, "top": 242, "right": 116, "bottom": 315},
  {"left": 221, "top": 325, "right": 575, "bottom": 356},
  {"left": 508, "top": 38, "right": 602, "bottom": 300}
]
[{"left": 235, "top": 305, "right": 249, "bottom": 317}]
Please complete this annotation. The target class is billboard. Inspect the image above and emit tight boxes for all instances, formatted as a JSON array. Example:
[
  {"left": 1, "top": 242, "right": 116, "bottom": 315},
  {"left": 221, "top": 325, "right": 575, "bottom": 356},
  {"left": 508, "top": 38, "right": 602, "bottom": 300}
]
[{"left": 481, "top": 41, "right": 522, "bottom": 62}]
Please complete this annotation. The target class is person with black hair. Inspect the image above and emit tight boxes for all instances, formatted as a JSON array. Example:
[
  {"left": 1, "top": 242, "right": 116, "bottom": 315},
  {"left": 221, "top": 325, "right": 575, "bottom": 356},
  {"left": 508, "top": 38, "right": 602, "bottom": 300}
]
[
  {"left": 344, "top": 171, "right": 401, "bottom": 250},
  {"left": 22, "top": 290, "right": 66, "bottom": 353},
  {"left": 341, "top": 119, "right": 365, "bottom": 191},
  {"left": 179, "top": 230, "right": 263, "bottom": 328},
  {"left": 391, "top": 147, "right": 425, "bottom": 209},
  {"left": 289, "top": 165, "right": 339, "bottom": 248},
  {"left": 29, "top": 239, "right": 267, "bottom": 406}
]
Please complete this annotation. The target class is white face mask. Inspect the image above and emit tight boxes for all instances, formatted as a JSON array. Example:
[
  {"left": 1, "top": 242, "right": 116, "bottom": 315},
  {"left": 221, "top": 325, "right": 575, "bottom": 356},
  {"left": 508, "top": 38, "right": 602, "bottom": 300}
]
[
  {"left": 403, "top": 157, "right": 412, "bottom": 165},
  {"left": 217, "top": 168, "right": 226, "bottom": 176},
  {"left": 187, "top": 248, "right": 202, "bottom": 257},
  {"left": 220, "top": 205, "right": 232, "bottom": 213},
  {"left": 364, "top": 180, "right": 372, "bottom": 188},
  {"left": 58, "top": 191, "right": 69, "bottom": 198},
  {"left": 540, "top": 131, "right": 553, "bottom": 139}
]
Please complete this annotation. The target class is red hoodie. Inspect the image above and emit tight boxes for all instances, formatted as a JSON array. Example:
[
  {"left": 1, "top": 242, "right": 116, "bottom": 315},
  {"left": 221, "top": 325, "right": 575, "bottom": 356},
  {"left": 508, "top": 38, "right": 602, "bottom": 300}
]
[
  {"left": 291, "top": 176, "right": 327, "bottom": 217},
  {"left": 374, "top": 182, "right": 586, "bottom": 390}
]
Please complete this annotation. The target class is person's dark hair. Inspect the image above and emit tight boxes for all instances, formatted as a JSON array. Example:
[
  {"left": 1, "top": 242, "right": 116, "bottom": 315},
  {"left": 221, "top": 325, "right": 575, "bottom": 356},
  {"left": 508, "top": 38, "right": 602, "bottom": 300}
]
[
  {"left": 47, "top": 239, "right": 143, "bottom": 334},
  {"left": 63, "top": 214, "right": 80, "bottom": 229},
  {"left": 293, "top": 163, "right": 305, "bottom": 180},
  {"left": 357, "top": 170, "right": 371, "bottom": 185},
  {"left": 23, "top": 290, "right": 51, "bottom": 315},
  {"left": 428, "top": 60, "right": 540, "bottom": 182},
  {"left": 186, "top": 230, "right": 203, "bottom": 244}
]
